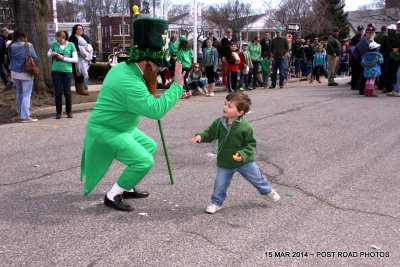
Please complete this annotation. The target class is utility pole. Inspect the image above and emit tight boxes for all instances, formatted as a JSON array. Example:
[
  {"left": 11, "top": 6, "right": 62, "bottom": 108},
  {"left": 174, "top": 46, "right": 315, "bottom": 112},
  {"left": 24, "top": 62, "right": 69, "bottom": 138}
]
[{"left": 191, "top": 0, "right": 198, "bottom": 63}]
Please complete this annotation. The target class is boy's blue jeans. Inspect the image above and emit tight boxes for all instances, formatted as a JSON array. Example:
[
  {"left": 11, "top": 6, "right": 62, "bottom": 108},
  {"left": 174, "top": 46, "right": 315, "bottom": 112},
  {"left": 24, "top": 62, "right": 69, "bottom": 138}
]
[{"left": 211, "top": 161, "right": 272, "bottom": 206}]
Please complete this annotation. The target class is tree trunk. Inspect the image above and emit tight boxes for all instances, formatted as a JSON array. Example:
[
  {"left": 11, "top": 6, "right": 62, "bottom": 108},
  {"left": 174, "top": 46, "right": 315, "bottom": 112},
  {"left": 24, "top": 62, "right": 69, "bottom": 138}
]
[{"left": 11, "top": 0, "right": 53, "bottom": 95}]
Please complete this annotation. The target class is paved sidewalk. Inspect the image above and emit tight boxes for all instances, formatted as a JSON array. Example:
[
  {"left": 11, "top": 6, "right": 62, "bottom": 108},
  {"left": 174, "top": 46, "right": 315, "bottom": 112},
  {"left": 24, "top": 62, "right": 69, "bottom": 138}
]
[{"left": 34, "top": 77, "right": 304, "bottom": 117}]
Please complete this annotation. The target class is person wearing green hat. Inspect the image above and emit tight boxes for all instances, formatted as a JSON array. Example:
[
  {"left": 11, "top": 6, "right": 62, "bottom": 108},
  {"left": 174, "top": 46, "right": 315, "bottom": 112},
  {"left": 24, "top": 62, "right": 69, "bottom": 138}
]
[
  {"left": 176, "top": 34, "right": 194, "bottom": 98},
  {"left": 80, "top": 17, "right": 185, "bottom": 212},
  {"left": 270, "top": 27, "right": 289, "bottom": 89}
]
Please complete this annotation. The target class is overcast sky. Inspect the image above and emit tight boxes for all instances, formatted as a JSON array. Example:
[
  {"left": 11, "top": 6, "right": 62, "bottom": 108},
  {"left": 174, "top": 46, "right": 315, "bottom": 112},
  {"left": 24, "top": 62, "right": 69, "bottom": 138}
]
[{"left": 170, "top": 0, "right": 375, "bottom": 12}]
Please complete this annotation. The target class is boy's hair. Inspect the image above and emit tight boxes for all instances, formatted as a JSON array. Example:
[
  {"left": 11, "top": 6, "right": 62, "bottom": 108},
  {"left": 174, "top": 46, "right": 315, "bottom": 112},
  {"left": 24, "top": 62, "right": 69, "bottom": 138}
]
[
  {"left": 230, "top": 42, "right": 237, "bottom": 47},
  {"left": 226, "top": 91, "right": 252, "bottom": 114}
]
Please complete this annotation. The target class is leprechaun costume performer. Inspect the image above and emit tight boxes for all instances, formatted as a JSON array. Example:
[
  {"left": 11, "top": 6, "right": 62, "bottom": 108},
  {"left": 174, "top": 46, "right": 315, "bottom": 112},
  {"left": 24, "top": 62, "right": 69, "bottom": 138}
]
[{"left": 80, "top": 18, "right": 184, "bottom": 212}]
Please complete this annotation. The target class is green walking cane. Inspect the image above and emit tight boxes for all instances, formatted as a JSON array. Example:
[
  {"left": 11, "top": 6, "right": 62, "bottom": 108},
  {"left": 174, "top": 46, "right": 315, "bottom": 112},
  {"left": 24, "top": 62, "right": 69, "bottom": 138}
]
[
  {"left": 132, "top": 5, "right": 174, "bottom": 184},
  {"left": 157, "top": 119, "right": 174, "bottom": 184}
]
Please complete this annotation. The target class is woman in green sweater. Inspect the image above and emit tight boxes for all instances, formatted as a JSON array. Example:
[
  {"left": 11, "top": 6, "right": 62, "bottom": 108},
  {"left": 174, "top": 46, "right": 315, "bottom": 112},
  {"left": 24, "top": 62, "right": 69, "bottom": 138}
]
[
  {"left": 48, "top": 30, "right": 78, "bottom": 119},
  {"left": 190, "top": 91, "right": 280, "bottom": 214},
  {"left": 177, "top": 35, "right": 193, "bottom": 98}
]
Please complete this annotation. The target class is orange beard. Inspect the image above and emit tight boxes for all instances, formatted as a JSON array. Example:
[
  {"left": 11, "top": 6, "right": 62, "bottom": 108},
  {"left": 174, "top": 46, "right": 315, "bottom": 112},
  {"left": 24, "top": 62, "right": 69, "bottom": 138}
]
[{"left": 143, "top": 63, "right": 158, "bottom": 96}]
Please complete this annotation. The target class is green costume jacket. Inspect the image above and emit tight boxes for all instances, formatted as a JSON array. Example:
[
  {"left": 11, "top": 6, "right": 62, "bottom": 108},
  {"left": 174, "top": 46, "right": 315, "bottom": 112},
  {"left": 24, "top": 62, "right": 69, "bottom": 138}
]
[
  {"left": 80, "top": 62, "right": 184, "bottom": 195},
  {"left": 198, "top": 117, "right": 256, "bottom": 169}
]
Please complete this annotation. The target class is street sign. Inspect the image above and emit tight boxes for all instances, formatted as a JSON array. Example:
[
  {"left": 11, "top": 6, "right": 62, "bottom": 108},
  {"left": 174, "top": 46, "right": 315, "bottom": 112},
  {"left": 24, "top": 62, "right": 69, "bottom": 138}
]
[
  {"left": 47, "top": 23, "right": 56, "bottom": 45},
  {"left": 287, "top": 23, "right": 301, "bottom": 32}
]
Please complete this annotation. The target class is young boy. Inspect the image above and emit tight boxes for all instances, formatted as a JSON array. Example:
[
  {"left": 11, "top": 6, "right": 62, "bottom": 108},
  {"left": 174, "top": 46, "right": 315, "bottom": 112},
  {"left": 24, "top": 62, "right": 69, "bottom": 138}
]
[
  {"left": 189, "top": 92, "right": 280, "bottom": 214},
  {"left": 227, "top": 42, "right": 241, "bottom": 92},
  {"left": 260, "top": 53, "right": 271, "bottom": 88},
  {"left": 340, "top": 45, "right": 349, "bottom": 78},
  {"left": 239, "top": 42, "right": 252, "bottom": 91}
]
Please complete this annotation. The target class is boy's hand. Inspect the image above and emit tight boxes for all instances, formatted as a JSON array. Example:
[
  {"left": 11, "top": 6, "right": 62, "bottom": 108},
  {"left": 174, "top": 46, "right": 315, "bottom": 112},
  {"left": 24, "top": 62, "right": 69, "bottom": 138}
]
[
  {"left": 189, "top": 135, "right": 201, "bottom": 144},
  {"left": 233, "top": 153, "right": 242, "bottom": 162}
]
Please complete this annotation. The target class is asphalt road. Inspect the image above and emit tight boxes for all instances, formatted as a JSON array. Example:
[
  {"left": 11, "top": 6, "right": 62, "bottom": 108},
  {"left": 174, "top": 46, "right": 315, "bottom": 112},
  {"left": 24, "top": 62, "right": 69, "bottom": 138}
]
[{"left": 0, "top": 77, "right": 399, "bottom": 266}]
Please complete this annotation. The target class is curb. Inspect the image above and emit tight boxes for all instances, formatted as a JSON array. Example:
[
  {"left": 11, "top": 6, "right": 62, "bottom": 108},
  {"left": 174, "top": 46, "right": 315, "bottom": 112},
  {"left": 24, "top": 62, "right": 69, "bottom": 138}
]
[{"left": 32, "top": 77, "right": 304, "bottom": 117}]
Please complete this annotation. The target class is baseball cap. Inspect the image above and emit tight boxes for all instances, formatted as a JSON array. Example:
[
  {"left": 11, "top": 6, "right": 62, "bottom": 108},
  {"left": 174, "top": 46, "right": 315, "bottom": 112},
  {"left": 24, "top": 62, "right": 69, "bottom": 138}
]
[
  {"left": 357, "top": 25, "right": 364, "bottom": 31},
  {"left": 227, "top": 28, "right": 233, "bottom": 33},
  {"left": 397, "top": 20, "right": 400, "bottom": 24},
  {"left": 179, "top": 35, "right": 187, "bottom": 41},
  {"left": 275, "top": 27, "right": 282, "bottom": 32},
  {"left": 369, "top": 41, "right": 380, "bottom": 50},
  {"left": 367, "top": 23, "right": 376, "bottom": 31},
  {"left": 242, "top": 42, "right": 248, "bottom": 46},
  {"left": 365, "top": 27, "right": 374, "bottom": 32},
  {"left": 388, "top": 24, "right": 397, "bottom": 30}
]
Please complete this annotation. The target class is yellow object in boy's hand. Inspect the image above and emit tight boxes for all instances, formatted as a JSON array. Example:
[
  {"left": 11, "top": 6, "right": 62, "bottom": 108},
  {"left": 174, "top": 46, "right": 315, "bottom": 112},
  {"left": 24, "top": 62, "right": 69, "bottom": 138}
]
[{"left": 233, "top": 153, "right": 241, "bottom": 161}]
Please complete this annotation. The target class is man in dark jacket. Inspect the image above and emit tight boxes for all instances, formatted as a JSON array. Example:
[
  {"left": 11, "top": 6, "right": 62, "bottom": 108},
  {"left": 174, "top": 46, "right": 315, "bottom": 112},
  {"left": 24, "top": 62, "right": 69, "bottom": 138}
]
[
  {"left": 326, "top": 27, "right": 341, "bottom": 86},
  {"left": 202, "top": 32, "right": 219, "bottom": 49},
  {"left": 0, "top": 28, "right": 11, "bottom": 90},
  {"left": 218, "top": 28, "right": 236, "bottom": 86},
  {"left": 374, "top": 25, "right": 390, "bottom": 90},
  {"left": 269, "top": 27, "right": 289, "bottom": 89},
  {"left": 260, "top": 32, "right": 271, "bottom": 58},
  {"left": 349, "top": 25, "right": 364, "bottom": 89},
  {"left": 353, "top": 27, "right": 375, "bottom": 94}
]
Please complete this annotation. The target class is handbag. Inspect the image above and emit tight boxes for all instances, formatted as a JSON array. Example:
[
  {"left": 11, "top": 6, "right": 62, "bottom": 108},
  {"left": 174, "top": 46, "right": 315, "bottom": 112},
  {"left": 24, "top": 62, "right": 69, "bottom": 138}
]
[{"left": 25, "top": 42, "right": 39, "bottom": 76}]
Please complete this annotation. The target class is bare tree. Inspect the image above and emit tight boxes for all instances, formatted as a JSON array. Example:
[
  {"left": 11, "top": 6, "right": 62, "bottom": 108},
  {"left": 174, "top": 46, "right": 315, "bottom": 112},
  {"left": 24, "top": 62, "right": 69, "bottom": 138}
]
[
  {"left": 355, "top": 0, "right": 399, "bottom": 23},
  {"left": 205, "top": 0, "right": 256, "bottom": 40},
  {"left": 56, "top": 1, "right": 81, "bottom": 22}
]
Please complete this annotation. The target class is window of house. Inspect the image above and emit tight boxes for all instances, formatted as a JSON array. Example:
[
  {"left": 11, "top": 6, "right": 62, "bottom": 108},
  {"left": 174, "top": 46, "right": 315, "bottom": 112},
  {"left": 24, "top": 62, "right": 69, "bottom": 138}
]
[{"left": 119, "top": 24, "right": 129, "bottom": 35}]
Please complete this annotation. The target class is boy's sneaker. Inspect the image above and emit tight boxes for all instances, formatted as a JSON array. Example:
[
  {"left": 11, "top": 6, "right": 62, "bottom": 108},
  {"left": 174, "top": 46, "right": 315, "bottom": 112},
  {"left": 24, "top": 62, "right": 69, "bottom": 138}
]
[
  {"left": 266, "top": 189, "right": 281, "bottom": 202},
  {"left": 205, "top": 203, "right": 222, "bottom": 214},
  {"left": 209, "top": 92, "right": 215, "bottom": 97}
]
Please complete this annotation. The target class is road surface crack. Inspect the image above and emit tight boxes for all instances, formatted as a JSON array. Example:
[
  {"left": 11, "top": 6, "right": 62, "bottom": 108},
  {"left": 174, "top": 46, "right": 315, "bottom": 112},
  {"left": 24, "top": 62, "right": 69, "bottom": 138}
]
[
  {"left": 182, "top": 230, "right": 237, "bottom": 255},
  {"left": 0, "top": 165, "right": 79, "bottom": 186},
  {"left": 258, "top": 156, "right": 397, "bottom": 220}
]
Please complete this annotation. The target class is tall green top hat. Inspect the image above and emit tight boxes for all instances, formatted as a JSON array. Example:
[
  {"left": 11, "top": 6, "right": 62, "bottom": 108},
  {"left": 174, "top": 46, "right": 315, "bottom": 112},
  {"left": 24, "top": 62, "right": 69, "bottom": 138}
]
[{"left": 128, "top": 17, "right": 169, "bottom": 67}]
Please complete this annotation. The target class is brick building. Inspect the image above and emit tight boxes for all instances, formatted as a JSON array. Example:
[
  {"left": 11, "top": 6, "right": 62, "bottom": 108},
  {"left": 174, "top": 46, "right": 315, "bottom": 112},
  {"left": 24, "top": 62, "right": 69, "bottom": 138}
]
[{"left": 100, "top": 13, "right": 131, "bottom": 54}]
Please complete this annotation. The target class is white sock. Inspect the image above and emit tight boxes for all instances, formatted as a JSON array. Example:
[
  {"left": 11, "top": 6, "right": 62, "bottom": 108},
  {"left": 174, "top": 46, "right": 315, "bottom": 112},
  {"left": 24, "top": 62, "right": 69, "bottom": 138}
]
[
  {"left": 126, "top": 188, "right": 135, "bottom": 192},
  {"left": 106, "top": 183, "right": 125, "bottom": 202}
]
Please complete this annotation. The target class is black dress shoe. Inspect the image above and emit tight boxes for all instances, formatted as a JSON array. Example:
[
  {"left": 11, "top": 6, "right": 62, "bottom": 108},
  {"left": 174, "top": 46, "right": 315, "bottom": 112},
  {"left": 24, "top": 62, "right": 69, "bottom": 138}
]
[
  {"left": 122, "top": 188, "right": 150, "bottom": 199},
  {"left": 104, "top": 195, "right": 132, "bottom": 212},
  {"left": 56, "top": 114, "right": 62, "bottom": 119},
  {"left": 67, "top": 113, "right": 73, "bottom": 118}
]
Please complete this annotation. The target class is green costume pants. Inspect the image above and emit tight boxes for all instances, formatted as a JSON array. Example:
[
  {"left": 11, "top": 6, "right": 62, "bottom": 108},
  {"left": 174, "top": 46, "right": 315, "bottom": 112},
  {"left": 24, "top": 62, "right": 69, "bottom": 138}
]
[{"left": 115, "top": 128, "right": 157, "bottom": 190}]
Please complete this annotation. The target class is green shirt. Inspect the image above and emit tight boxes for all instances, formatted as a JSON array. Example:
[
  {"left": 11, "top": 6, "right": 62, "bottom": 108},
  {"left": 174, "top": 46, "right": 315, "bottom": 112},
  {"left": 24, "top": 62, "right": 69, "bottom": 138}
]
[
  {"left": 168, "top": 41, "right": 179, "bottom": 56},
  {"left": 270, "top": 37, "right": 289, "bottom": 59},
  {"left": 81, "top": 62, "right": 184, "bottom": 195},
  {"left": 198, "top": 117, "right": 256, "bottom": 169},
  {"left": 261, "top": 58, "right": 270, "bottom": 75},
  {"left": 177, "top": 48, "right": 194, "bottom": 68},
  {"left": 50, "top": 41, "right": 76, "bottom": 72},
  {"left": 248, "top": 43, "right": 262, "bottom": 60},
  {"left": 205, "top": 48, "right": 213, "bottom": 66}
]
